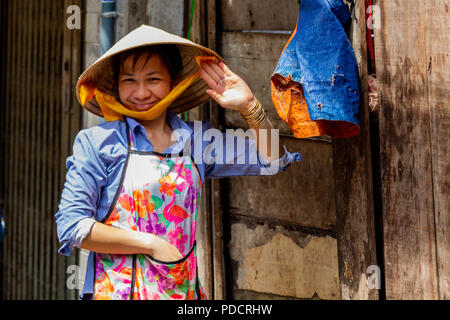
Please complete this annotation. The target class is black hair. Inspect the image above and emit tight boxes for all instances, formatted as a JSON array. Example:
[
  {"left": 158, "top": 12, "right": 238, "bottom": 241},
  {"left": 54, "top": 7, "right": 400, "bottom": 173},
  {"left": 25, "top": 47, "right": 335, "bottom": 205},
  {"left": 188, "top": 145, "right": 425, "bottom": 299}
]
[{"left": 113, "top": 44, "right": 183, "bottom": 84}]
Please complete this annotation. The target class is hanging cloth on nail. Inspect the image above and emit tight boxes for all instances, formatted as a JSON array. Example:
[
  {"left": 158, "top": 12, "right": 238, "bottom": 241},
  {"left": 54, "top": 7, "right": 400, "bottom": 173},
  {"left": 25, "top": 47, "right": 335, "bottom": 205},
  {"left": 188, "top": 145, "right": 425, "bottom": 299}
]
[{"left": 271, "top": 0, "right": 360, "bottom": 139}]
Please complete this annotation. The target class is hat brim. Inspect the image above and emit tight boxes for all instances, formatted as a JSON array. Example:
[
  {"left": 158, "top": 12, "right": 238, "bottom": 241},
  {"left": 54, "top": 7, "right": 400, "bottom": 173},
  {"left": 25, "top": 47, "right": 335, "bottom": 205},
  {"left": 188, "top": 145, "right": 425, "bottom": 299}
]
[{"left": 76, "top": 25, "right": 223, "bottom": 118}]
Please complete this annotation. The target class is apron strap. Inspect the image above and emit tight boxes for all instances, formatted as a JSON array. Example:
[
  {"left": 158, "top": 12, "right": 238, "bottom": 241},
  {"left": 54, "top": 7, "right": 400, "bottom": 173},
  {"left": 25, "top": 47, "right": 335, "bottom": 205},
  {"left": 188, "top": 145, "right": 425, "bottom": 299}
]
[{"left": 195, "top": 263, "right": 201, "bottom": 300}]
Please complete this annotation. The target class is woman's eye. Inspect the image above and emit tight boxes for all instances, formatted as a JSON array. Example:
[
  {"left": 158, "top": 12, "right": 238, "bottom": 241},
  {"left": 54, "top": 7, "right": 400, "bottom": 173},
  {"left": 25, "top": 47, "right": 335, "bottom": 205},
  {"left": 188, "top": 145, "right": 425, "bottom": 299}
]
[{"left": 123, "top": 78, "right": 134, "bottom": 82}]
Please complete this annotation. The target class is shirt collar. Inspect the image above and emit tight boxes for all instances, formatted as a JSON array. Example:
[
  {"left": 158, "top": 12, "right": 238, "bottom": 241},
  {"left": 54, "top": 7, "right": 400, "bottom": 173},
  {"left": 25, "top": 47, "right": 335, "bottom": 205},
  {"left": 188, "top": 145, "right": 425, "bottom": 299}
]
[{"left": 124, "top": 110, "right": 193, "bottom": 151}]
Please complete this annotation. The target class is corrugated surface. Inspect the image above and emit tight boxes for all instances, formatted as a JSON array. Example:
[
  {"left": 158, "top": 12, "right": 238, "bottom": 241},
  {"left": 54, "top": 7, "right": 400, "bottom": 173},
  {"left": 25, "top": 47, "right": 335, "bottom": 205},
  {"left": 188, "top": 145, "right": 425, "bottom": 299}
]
[{"left": 1, "top": 0, "right": 83, "bottom": 300}]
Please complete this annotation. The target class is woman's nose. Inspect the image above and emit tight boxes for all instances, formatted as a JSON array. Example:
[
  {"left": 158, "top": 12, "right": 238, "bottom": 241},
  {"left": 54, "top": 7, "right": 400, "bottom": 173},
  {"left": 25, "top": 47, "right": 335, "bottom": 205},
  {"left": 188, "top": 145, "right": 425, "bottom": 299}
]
[{"left": 134, "top": 82, "right": 151, "bottom": 100}]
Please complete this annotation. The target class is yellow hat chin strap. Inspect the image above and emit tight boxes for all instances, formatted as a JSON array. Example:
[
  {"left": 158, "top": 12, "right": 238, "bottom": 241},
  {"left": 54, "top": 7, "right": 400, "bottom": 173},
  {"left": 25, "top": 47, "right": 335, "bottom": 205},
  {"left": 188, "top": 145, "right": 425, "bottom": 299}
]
[{"left": 80, "top": 56, "right": 216, "bottom": 122}]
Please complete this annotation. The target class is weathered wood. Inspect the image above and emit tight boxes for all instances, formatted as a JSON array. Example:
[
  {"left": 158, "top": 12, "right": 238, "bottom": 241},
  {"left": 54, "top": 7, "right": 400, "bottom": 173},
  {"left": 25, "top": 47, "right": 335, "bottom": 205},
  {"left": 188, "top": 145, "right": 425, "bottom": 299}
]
[
  {"left": 32, "top": 0, "right": 45, "bottom": 299},
  {"left": 185, "top": 0, "right": 214, "bottom": 299},
  {"left": 57, "top": 0, "right": 83, "bottom": 300},
  {"left": 60, "top": 0, "right": 70, "bottom": 300},
  {"left": 16, "top": 0, "right": 26, "bottom": 299},
  {"left": 40, "top": 0, "right": 51, "bottom": 299},
  {"left": 220, "top": 31, "right": 293, "bottom": 135},
  {"left": 226, "top": 215, "right": 340, "bottom": 299},
  {"left": 66, "top": 0, "right": 83, "bottom": 300},
  {"left": 426, "top": 0, "right": 450, "bottom": 300},
  {"left": 127, "top": 0, "right": 149, "bottom": 31},
  {"left": 375, "top": 0, "right": 439, "bottom": 299},
  {"left": 148, "top": 0, "right": 185, "bottom": 36},
  {"left": 0, "top": 0, "right": 84, "bottom": 302},
  {"left": 27, "top": 0, "right": 36, "bottom": 299},
  {"left": 227, "top": 137, "right": 335, "bottom": 231},
  {"left": 207, "top": 0, "right": 226, "bottom": 300},
  {"left": 23, "top": 0, "right": 34, "bottom": 299},
  {"left": 0, "top": 0, "right": 6, "bottom": 298},
  {"left": 332, "top": 0, "right": 378, "bottom": 300},
  {"left": 220, "top": 0, "right": 298, "bottom": 31},
  {"left": 0, "top": 0, "right": 3, "bottom": 300},
  {"left": 3, "top": 0, "right": 14, "bottom": 300},
  {"left": 49, "top": 0, "right": 58, "bottom": 300}
]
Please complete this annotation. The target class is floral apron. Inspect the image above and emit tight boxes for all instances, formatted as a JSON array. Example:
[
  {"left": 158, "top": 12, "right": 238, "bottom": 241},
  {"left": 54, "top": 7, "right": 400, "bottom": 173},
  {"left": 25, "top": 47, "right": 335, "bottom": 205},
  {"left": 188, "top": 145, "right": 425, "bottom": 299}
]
[{"left": 94, "top": 124, "right": 206, "bottom": 300}]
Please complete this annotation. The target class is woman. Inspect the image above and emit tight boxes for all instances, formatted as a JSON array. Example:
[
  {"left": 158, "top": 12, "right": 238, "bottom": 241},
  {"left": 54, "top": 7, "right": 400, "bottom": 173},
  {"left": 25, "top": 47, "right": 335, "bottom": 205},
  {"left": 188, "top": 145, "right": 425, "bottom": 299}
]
[{"left": 56, "top": 25, "right": 301, "bottom": 300}]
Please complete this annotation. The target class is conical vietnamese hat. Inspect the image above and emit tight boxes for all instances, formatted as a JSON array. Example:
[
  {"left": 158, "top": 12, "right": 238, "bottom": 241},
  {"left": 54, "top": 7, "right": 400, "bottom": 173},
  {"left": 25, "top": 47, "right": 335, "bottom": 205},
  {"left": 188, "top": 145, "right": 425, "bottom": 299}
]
[{"left": 76, "top": 25, "right": 223, "bottom": 117}]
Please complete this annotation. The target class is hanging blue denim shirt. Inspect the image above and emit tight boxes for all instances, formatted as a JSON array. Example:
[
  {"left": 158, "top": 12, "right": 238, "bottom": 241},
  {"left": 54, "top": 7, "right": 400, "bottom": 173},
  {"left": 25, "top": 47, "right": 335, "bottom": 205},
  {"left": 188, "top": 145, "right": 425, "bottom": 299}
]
[{"left": 55, "top": 110, "right": 302, "bottom": 299}]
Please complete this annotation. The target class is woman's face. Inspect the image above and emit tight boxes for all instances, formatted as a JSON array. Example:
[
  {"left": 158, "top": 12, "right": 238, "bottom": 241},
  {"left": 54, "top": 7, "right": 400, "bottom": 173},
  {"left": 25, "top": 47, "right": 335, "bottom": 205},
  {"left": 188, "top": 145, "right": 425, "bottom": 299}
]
[{"left": 118, "top": 53, "right": 172, "bottom": 112}]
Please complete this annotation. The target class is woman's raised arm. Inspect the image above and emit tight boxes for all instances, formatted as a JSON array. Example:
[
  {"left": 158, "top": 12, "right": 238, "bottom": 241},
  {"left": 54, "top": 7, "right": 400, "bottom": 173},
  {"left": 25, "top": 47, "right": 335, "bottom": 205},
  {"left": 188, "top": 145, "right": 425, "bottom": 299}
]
[{"left": 198, "top": 60, "right": 284, "bottom": 161}]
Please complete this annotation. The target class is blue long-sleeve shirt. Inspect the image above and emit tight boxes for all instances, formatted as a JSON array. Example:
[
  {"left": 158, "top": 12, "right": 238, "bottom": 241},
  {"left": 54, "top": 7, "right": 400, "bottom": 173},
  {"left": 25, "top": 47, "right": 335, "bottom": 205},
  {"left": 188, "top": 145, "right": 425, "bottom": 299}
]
[{"left": 55, "top": 110, "right": 302, "bottom": 298}]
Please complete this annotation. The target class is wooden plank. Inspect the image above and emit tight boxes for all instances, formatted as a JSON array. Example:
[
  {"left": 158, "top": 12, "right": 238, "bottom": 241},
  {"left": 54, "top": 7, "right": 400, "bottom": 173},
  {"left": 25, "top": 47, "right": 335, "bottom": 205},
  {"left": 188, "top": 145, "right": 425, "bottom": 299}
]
[
  {"left": 208, "top": 0, "right": 226, "bottom": 300},
  {"left": 38, "top": 0, "right": 50, "bottom": 299},
  {"left": 2, "top": 0, "right": 11, "bottom": 300},
  {"left": 127, "top": 0, "right": 149, "bottom": 31},
  {"left": 10, "top": 3, "right": 20, "bottom": 299},
  {"left": 2, "top": 0, "right": 13, "bottom": 300},
  {"left": 220, "top": 0, "right": 298, "bottom": 31},
  {"left": 65, "top": 0, "right": 83, "bottom": 300},
  {"left": 16, "top": 0, "right": 26, "bottom": 299},
  {"left": 226, "top": 215, "right": 339, "bottom": 299},
  {"left": 9, "top": 0, "right": 18, "bottom": 299},
  {"left": 57, "top": 0, "right": 69, "bottom": 300},
  {"left": 49, "top": 0, "right": 59, "bottom": 300},
  {"left": 10, "top": 0, "right": 19, "bottom": 299},
  {"left": 41, "top": 0, "right": 51, "bottom": 300},
  {"left": 332, "top": 0, "right": 378, "bottom": 299},
  {"left": 184, "top": 0, "right": 214, "bottom": 299},
  {"left": 374, "top": 0, "right": 439, "bottom": 299},
  {"left": 0, "top": 0, "right": 3, "bottom": 300},
  {"left": 27, "top": 0, "right": 37, "bottom": 298},
  {"left": 227, "top": 137, "right": 335, "bottom": 231},
  {"left": 23, "top": 0, "right": 33, "bottom": 299},
  {"left": 32, "top": 0, "right": 45, "bottom": 300},
  {"left": 220, "top": 31, "right": 292, "bottom": 135},
  {"left": 425, "top": 0, "right": 449, "bottom": 300},
  {"left": 0, "top": 0, "right": 4, "bottom": 297}
]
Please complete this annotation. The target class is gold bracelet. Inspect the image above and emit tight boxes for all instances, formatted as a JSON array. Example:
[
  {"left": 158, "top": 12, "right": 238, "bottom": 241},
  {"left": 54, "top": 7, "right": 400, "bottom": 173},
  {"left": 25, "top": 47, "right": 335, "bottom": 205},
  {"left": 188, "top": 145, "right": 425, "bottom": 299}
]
[
  {"left": 242, "top": 102, "right": 266, "bottom": 127},
  {"left": 241, "top": 99, "right": 259, "bottom": 117},
  {"left": 240, "top": 99, "right": 267, "bottom": 127}
]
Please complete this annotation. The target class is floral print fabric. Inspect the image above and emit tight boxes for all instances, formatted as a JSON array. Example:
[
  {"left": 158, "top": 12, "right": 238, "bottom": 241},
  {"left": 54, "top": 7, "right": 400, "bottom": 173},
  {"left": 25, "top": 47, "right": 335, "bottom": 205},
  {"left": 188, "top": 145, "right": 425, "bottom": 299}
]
[{"left": 94, "top": 150, "right": 205, "bottom": 300}]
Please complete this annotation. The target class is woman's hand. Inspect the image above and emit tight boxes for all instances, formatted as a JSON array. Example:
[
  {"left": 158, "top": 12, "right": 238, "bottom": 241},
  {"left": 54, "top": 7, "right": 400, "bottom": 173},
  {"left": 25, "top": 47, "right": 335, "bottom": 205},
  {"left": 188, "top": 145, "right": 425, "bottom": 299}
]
[
  {"left": 145, "top": 233, "right": 183, "bottom": 262},
  {"left": 199, "top": 60, "right": 256, "bottom": 113}
]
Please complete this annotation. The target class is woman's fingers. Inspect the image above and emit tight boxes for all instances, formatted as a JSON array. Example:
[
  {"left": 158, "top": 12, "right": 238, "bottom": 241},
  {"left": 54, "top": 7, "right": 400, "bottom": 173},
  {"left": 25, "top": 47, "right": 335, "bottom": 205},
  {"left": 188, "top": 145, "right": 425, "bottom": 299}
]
[
  {"left": 208, "top": 61, "right": 227, "bottom": 79},
  {"left": 201, "top": 62, "right": 222, "bottom": 83},
  {"left": 199, "top": 66, "right": 219, "bottom": 90},
  {"left": 218, "top": 61, "right": 233, "bottom": 77}
]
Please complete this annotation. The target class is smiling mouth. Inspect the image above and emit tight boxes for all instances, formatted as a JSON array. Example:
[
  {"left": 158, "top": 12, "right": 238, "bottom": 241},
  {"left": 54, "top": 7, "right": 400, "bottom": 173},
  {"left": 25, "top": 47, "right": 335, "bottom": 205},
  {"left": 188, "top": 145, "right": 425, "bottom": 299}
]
[{"left": 133, "top": 102, "right": 157, "bottom": 109}]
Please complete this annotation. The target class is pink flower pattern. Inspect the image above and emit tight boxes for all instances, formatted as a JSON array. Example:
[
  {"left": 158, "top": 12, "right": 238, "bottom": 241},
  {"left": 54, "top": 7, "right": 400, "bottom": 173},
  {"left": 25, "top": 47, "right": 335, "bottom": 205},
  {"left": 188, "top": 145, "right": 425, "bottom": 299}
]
[
  {"left": 168, "top": 226, "right": 189, "bottom": 253},
  {"left": 94, "top": 154, "right": 206, "bottom": 300}
]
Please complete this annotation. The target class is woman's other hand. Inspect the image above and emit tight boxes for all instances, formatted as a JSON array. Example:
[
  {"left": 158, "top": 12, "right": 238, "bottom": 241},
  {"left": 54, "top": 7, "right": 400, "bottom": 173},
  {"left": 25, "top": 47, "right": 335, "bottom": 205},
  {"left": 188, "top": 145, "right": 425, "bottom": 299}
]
[
  {"left": 199, "top": 60, "right": 256, "bottom": 113},
  {"left": 145, "top": 233, "right": 184, "bottom": 262}
]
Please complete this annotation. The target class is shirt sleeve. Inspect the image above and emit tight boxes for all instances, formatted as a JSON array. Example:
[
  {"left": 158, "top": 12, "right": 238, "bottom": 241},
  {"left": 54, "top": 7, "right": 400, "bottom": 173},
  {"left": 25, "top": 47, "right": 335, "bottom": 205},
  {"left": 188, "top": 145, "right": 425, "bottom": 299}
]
[
  {"left": 201, "top": 121, "right": 302, "bottom": 178},
  {"left": 55, "top": 129, "right": 107, "bottom": 256}
]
